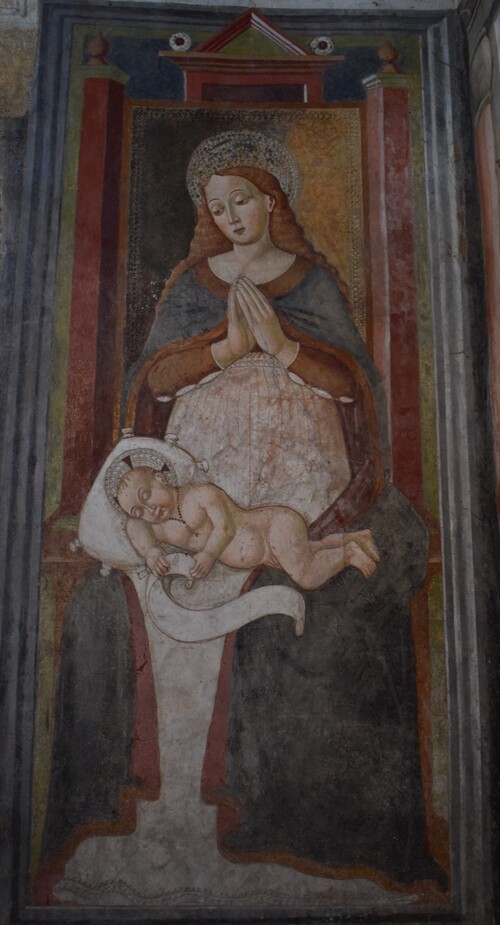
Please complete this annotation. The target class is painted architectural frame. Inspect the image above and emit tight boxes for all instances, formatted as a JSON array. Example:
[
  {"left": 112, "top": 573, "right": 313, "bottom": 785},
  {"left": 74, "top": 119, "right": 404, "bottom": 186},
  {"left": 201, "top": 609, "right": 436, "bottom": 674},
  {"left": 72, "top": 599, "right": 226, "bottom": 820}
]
[{"left": 0, "top": 4, "right": 498, "bottom": 924}]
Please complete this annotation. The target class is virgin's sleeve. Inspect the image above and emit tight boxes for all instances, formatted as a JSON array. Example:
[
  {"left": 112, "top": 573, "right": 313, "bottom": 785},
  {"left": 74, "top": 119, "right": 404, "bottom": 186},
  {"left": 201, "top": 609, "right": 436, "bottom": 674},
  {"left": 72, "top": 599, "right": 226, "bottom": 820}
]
[
  {"left": 140, "top": 302, "right": 172, "bottom": 359},
  {"left": 279, "top": 265, "right": 391, "bottom": 475},
  {"left": 308, "top": 380, "right": 385, "bottom": 539},
  {"left": 137, "top": 272, "right": 202, "bottom": 360},
  {"left": 278, "top": 273, "right": 385, "bottom": 539},
  {"left": 313, "top": 270, "right": 391, "bottom": 474},
  {"left": 146, "top": 343, "right": 219, "bottom": 398},
  {"left": 287, "top": 344, "right": 358, "bottom": 400},
  {"left": 123, "top": 287, "right": 182, "bottom": 406},
  {"left": 284, "top": 342, "right": 385, "bottom": 537}
]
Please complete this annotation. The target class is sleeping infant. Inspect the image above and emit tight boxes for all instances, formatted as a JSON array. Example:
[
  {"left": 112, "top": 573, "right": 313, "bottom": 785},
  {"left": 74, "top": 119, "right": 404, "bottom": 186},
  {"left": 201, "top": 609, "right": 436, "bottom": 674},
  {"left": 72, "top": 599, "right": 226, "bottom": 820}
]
[{"left": 114, "top": 465, "right": 379, "bottom": 589}]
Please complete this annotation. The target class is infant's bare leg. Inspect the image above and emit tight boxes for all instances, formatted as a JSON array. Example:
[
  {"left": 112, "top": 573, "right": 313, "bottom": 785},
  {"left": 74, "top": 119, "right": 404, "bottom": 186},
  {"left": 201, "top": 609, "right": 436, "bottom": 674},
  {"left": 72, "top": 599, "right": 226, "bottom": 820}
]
[
  {"left": 346, "top": 530, "right": 380, "bottom": 562},
  {"left": 311, "top": 529, "right": 379, "bottom": 563},
  {"left": 269, "top": 513, "right": 377, "bottom": 590},
  {"left": 343, "top": 541, "right": 378, "bottom": 578},
  {"left": 309, "top": 534, "right": 343, "bottom": 551}
]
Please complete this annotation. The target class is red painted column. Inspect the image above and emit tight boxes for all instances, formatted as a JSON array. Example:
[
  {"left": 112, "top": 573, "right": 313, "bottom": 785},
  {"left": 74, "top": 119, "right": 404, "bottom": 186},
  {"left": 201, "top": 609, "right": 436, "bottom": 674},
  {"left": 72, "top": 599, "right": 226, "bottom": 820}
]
[
  {"left": 364, "top": 75, "right": 424, "bottom": 512},
  {"left": 60, "top": 68, "right": 128, "bottom": 514},
  {"left": 475, "top": 103, "right": 500, "bottom": 514}
]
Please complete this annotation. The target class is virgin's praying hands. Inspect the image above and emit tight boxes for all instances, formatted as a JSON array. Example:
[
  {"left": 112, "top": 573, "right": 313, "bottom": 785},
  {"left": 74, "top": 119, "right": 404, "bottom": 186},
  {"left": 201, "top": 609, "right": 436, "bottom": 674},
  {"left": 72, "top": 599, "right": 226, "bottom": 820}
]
[
  {"left": 235, "top": 276, "right": 299, "bottom": 367},
  {"left": 211, "top": 283, "right": 255, "bottom": 369}
]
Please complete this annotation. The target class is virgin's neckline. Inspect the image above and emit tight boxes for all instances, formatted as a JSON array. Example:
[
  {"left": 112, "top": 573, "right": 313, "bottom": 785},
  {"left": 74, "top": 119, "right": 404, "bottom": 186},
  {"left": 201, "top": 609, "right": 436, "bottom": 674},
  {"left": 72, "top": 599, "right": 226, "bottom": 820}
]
[
  {"left": 207, "top": 252, "right": 296, "bottom": 287},
  {"left": 194, "top": 255, "right": 313, "bottom": 300}
]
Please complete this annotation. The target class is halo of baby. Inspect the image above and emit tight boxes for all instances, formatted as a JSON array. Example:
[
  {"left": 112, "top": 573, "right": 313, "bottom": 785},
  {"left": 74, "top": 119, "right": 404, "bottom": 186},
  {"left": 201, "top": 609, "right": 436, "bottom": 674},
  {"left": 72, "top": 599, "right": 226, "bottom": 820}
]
[{"left": 105, "top": 452, "right": 380, "bottom": 588}]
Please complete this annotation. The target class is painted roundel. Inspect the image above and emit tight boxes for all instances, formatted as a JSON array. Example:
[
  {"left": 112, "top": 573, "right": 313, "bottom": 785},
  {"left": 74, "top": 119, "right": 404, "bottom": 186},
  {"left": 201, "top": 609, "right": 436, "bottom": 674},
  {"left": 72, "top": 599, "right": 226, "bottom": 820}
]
[
  {"left": 310, "top": 35, "right": 335, "bottom": 55},
  {"left": 169, "top": 31, "right": 192, "bottom": 51}
]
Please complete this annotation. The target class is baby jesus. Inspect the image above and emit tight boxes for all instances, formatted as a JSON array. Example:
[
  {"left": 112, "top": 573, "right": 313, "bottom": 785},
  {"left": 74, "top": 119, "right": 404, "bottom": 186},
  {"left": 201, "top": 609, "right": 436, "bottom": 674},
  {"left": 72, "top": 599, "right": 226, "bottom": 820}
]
[{"left": 115, "top": 466, "right": 379, "bottom": 589}]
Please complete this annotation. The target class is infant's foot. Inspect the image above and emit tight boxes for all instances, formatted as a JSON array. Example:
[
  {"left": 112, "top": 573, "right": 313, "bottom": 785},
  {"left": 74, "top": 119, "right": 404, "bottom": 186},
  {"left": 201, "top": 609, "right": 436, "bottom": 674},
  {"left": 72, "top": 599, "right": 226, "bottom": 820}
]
[
  {"left": 344, "top": 541, "right": 378, "bottom": 578},
  {"left": 346, "top": 529, "right": 380, "bottom": 563}
]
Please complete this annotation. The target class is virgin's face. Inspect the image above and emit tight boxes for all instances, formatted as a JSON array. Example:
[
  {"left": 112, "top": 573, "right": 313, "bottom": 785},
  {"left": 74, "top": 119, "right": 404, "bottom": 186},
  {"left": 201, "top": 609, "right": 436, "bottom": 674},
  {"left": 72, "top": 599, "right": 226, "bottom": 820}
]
[{"left": 204, "top": 175, "right": 274, "bottom": 245}]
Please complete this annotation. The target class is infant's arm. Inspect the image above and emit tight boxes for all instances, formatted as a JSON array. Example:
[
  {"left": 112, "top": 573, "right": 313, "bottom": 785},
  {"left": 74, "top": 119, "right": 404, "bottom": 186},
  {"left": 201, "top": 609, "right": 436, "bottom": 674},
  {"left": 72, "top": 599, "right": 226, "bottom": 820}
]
[
  {"left": 189, "top": 485, "right": 237, "bottom": 578},
  {"left": 126, "top": 518, "right": 171, "bottom": 578}
]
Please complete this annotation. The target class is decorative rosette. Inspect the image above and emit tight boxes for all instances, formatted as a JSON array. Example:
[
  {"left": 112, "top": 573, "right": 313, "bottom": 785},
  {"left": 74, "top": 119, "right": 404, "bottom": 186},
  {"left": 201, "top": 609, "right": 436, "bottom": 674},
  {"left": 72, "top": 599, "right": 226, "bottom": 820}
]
[
  {"left": 168, "top": 32, "right": 192, "bottom": 52},
  {"left": 310, "top": 36, "right": 335, "bottom": 56}
]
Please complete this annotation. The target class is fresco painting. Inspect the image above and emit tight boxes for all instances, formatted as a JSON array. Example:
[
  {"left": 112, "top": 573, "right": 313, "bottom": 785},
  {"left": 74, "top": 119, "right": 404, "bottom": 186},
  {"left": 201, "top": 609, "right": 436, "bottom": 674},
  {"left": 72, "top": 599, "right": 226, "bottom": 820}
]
[{"left": 29, "top": 8, "right": 454, "bottom": 916}]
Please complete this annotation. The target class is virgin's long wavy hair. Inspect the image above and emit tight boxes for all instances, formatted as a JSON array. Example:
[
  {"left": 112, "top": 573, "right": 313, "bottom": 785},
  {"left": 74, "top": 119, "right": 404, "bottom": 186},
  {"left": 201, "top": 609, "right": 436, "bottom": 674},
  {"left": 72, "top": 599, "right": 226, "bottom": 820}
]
[{"left": 156, "top": 167, "right": 349, "bottom": 310}]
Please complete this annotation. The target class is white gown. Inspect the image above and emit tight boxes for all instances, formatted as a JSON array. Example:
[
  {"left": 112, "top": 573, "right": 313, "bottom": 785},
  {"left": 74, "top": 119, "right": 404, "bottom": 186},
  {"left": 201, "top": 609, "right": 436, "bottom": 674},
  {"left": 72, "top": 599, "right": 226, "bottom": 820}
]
[{"left": 55, "top": 357, "right": 415, "bottom": 910}]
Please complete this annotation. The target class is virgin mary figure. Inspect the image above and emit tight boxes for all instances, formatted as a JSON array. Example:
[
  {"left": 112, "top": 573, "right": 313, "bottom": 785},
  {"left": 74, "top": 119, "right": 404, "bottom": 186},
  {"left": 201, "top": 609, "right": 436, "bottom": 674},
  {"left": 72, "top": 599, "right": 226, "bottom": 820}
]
[{"left": 39, "top": 131, "right": 446, "bottom": 905}]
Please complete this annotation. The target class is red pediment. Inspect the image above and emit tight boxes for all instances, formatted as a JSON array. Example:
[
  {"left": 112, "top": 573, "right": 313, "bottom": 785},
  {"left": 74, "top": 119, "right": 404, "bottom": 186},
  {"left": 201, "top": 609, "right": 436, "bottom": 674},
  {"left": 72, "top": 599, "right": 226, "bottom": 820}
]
[
  {"left": 195, "top": 9, "right": 307, "bottom": 57},
  {"left": 159, "top": 9, "right": 344, "bottom": 104}
]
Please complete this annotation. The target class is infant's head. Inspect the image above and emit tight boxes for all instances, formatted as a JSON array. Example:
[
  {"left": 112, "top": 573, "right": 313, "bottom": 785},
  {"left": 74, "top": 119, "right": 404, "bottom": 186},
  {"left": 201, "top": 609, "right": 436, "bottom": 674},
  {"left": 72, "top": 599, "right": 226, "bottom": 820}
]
[{"left": 116, "top": 466, "right": 175, "bottom": 524}]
